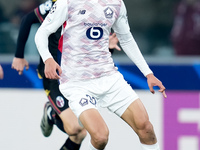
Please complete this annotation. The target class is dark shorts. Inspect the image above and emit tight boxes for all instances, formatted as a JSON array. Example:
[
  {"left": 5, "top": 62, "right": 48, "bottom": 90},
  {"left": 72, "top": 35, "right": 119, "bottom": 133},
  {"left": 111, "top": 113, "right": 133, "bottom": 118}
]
[{"left": 37, "top": 59, "right": 69, "bottom": 114}]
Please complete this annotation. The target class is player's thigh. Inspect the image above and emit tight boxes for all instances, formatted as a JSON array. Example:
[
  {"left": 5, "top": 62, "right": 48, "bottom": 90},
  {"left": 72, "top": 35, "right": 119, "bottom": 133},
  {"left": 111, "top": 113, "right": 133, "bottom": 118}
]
[
  {"left": 79, "top": 108, "right": 109, "bottom": 138},
  {"left": 121, "top": 99, "right": 149, "bottom": 131},
  {"left": 59, "top": 108, "right": 83, "bottom": 135}
]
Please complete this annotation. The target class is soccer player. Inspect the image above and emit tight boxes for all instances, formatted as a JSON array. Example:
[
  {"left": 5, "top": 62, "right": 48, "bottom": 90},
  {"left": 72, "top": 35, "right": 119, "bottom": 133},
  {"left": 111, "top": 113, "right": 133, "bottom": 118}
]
[
  {"left": 12, "top": 0, "right": 86, "bottom": 149},
  {"left": 11, "top": 0, "right": 120, "bottom": 149},
  {"left": 35, "top": 0, "right": 167, "bottom": 149},
  {"left": 0, "top": 65, "right": 3, "bottom": 79}
]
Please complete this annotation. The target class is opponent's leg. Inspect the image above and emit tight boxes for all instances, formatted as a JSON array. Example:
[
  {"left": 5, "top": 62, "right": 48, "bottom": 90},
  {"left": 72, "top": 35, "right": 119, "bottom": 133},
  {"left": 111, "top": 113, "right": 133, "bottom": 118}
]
[
  {"left": 121, "top": 99, "right": 160, "bottom": 150},
  {"left": 41, "top": 77, "right": 86, "bottom": 149},
  {"left": 41, "top": 101, "right": 65, "bottom": 136},
  {"left": 59, "top": 108, "right": 87, "bottom": 150},
  {"left": 60, "top": 131, "right": 86, "bottom": 150},
  {"left": 41, "top": 101, "right": 86, "bottom": 150},
  {"left": 40, "top": 101, "right": 54, "bottom": 137}
]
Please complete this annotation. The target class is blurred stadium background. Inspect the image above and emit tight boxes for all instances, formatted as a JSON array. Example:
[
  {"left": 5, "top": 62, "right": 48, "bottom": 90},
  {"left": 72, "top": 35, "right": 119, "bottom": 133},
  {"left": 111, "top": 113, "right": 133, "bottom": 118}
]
[{"left": 0, "top": 0, "right": 200, "bottom": 149}]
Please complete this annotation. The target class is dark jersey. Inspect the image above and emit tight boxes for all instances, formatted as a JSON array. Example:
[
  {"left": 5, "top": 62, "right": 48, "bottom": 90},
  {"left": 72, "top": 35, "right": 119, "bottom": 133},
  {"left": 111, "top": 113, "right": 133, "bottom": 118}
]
[
  {"left": 14, "top": 0, "right": 69, "bottom": 114},
  {"left": 15, "top": 0, "right": 62, "bottom": 77},
  {"left": 15, "top": 0, "right": 61, "bottom": 62}
]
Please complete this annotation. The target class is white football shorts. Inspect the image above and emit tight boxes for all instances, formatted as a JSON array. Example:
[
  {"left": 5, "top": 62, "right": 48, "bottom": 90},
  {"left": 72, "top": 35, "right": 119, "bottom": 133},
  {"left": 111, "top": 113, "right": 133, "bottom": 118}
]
[{"left": 59, "top": 72, "right": 139, "bottom": 118}]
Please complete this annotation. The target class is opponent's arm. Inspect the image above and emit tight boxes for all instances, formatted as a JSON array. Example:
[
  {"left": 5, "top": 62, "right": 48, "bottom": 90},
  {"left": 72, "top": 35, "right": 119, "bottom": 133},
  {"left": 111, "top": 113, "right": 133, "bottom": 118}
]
[
  {"left": 0, "top": 65, "right": 4, "bottom": 79},
  {"left": 12, "top": 11, "right": 39, "bottom": 75},
  {"left": 15, "top": 11, "right": 40, "bottom": 58},
  {"left": 109, "top": 33, "right": 121, "bottom": 52}
]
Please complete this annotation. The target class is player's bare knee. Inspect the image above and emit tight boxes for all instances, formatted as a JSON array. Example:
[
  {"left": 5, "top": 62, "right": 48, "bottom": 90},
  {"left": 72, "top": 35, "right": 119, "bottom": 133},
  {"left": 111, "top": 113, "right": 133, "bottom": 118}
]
[
  {"left": 91, "top": 131, "right": 109, "bottom": 149},
  {"left": 136, "top": 121, "right": 157, "bottom": 144},
  {"left": 137, "top": 121, "right": 155, "bottom": 137}
]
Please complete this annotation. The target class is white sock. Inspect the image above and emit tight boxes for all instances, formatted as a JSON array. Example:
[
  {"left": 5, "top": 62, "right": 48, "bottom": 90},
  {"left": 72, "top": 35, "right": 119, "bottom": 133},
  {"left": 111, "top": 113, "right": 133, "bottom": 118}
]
[
  {"left": 89, "top": 142, "right": 99, "bottom": 150},
  {"left": 141, "top": 143, "right": 160, "bottom": 150}
]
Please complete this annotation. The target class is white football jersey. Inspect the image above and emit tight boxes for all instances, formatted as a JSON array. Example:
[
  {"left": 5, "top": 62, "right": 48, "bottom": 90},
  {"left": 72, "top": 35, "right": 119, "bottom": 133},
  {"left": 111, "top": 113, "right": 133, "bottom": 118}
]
[
  {"left": 35, "top": 0, "right": 153, "bottom": 84},
  {"left": 59, "top": 0, "right": 126, "bottom": 83}
]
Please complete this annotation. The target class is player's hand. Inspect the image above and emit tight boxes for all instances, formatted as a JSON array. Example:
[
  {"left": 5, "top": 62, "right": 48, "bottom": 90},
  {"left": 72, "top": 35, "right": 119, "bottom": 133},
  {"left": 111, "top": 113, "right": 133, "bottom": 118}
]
[
  {"left": 109, "top": 33, "right": 121, "bottom": 51},
  {"left": 44, "top": 58, "right": 62, "bottom": 79},
  {"left": 0, "top": 65, "right": 4, "bottom": 79},
  {"left": 146, "top": 73, "right": 167, "bottom": 98},
  {"left": 11, "top": 57, "right": 29, "bottom": 75}
]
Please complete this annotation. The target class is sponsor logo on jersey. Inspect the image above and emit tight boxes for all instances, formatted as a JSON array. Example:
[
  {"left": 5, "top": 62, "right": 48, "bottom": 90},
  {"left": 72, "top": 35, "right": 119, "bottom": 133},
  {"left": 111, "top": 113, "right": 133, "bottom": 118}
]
[
  {"left": 84, "top": 22, "right": 107, "bottom": 27},
  {"left": 104, "top": 7, "right": 113, "bottom": 18},
  {"left": 86, "top": 27, "right": 103, "bottom": 40},
  {"left": 56, "top": 96, "right": 65, "bottom": 108},
  {"left": 78, "top": 10, "right": 86, "bottom": 15}
]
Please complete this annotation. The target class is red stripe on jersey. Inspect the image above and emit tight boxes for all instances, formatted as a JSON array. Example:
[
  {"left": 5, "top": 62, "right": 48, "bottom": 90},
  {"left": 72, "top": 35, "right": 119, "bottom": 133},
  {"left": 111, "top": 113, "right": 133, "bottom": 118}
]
[
  {"left": 63, "top": 21, "right": 67, "bottom": 28},
  {"left": 48, "top": 95, "right": 61, "bottom": 114},
  {"left": 34, "top": 7, "right": 44, "bottom": 23},
  {"left": 58, "top": 21, "right": 67, "bottom": 53},
  {"left": 58, "top": 35, "right": 63, "bottom": 53}
]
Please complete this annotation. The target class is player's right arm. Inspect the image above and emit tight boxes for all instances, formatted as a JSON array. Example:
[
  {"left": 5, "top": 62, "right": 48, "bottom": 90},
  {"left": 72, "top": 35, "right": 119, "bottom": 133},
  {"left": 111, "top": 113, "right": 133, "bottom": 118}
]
[
  {"left": 12, "top": 11, "right": 40, "bottom": 75},
  {"left": 35, "top": 0, "right": 68, "bottom": 79}
]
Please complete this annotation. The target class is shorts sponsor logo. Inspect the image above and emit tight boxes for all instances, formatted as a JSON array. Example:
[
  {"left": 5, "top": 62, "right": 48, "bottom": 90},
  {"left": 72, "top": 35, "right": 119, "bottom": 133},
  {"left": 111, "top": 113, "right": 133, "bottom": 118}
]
[{"left": 56, "top": 96, "right": 65, "bottom": 108}]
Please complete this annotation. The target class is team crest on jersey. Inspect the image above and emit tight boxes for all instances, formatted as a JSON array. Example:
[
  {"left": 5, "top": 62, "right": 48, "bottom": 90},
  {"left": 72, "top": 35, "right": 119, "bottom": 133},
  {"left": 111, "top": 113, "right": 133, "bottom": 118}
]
[
  {"left": 44, "top": 0, "right": 53, "bottom": 11},
  {"left": 56, "top": 96, "right": 65, "bottom": 108},
  {"left": 104, "top": 7, "right": 113, "bottom": 18},
  {"left": 50, "top": 3, "right": 57, "bottom": 14}
]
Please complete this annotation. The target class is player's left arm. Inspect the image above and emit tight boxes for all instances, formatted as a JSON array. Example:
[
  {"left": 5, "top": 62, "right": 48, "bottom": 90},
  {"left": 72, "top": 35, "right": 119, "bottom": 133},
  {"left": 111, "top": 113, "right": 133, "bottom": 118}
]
[
  {"left": 146, "top": 73, "right": 167, "bottom": 98},
  {"left": 112, "top": 1, "right": 166, "bottom": 98}
]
